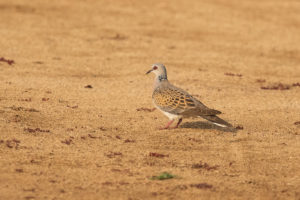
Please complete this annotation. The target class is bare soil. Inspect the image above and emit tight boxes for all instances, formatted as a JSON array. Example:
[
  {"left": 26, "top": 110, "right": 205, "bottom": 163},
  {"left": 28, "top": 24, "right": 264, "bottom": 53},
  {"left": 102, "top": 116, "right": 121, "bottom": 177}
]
[{"left": 0, "top": 0, "right": 299, "bottom": 199}]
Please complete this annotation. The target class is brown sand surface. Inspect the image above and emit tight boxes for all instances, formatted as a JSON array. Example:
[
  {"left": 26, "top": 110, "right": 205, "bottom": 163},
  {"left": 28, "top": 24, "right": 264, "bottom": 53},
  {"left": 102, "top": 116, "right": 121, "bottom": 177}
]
[{"left": 0, "top": 0, "right": 300, "bottom": 199}]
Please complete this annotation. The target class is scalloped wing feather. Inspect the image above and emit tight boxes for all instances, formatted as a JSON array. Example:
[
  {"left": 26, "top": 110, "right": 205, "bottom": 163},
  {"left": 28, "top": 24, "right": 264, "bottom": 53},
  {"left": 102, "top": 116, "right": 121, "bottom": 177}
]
[{"left": 152, "top": 83, "right": 221, "bottom": 116}]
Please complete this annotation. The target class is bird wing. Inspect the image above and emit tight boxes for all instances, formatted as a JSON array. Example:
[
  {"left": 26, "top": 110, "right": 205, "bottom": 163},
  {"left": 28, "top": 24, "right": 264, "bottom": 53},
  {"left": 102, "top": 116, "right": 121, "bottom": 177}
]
[{"left": 152, "top": 83, "right": 221, "bottom": 116}]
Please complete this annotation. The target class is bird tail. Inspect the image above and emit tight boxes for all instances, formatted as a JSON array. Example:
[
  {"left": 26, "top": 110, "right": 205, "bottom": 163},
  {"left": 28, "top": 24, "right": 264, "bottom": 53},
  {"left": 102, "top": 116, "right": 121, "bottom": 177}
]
[{"left": 200, "top": 115, "right": 233, "bottom": 128}]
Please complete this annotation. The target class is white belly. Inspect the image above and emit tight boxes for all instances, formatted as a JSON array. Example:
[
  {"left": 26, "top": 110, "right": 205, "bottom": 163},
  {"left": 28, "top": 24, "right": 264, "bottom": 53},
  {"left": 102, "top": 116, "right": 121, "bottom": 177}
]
[
  {"left": 163, "top": 111, "right": 181, "bottom": 120},
  {"left": 154, "top": 105, "right": 181, "bottom": 120}
]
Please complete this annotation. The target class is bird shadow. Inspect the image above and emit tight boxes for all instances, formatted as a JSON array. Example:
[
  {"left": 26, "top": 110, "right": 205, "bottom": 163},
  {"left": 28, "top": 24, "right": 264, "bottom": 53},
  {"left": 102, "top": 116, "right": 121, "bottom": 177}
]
[{"left": 180, "top": 121, "right": 237, "bottom": 133}]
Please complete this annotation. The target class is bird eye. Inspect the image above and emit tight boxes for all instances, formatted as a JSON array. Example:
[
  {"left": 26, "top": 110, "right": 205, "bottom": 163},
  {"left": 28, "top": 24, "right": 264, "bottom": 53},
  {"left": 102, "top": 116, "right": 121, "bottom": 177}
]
[{"left": 153, "top": 66, "right": 158, "bottom": 70}]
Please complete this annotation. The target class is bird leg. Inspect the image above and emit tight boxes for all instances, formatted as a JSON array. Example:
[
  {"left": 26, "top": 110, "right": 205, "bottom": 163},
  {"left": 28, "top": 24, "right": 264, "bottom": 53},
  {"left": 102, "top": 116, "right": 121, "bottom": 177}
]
[
  {"left": 159, "top": 119, "right": 175, "bottom": 130},
  {"left": 172, "top": 118, "right": 183, "bottom": 129}
]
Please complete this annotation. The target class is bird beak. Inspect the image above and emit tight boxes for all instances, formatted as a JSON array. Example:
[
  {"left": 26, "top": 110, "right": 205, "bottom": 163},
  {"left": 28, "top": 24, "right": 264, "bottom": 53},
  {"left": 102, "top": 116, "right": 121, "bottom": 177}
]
[{"left": 146, "top": 69, "right": 153, "bottom": 75}]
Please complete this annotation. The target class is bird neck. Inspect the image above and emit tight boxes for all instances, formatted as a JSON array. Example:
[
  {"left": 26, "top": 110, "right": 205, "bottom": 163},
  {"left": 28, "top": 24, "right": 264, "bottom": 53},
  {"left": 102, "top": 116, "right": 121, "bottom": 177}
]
[
  {"left": 154, "top": 74, "right": 168, "bottom": 88},
  {"left": 157, "top": 74, "right": 167, "bottom": 82}
]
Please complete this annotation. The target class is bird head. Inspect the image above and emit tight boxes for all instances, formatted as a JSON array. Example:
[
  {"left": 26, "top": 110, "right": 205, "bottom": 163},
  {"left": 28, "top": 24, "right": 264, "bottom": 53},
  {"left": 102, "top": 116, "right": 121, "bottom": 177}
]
[{"left": 146, "top": 63, "right": 167, "bottom": 79}]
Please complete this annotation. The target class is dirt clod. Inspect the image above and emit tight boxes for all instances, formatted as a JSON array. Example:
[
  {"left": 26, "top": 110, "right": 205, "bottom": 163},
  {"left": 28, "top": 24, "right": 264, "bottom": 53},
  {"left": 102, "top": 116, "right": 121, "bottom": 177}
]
[
  {"left": 136, "top": 107, "right": 156, "bottom": 112},
  {"left": 192, "top": 162, "right": 218, "bottom": 171},
  {"left": 261, "top": 83, "right": 291, "bottom": 90},
  {"left": 61, "top": 138, "right": 73, "bottom": 145},
  {"left": 224, "top": 72, "right": 242, "bottom": 77},
  {"left": 84, "top": 85, "right": 93, "bottom": 88},
  {"left": 0, "top": 57, "right": 14, "bottom": 65},
  {"left": 15, "top": 168, "right": 24, "bottom": 173},
  {"left": 24, "top": 128, "right": 50, "bottom": 133},
  {"left": 256, "top": 79, "right": 266, "bottom": 83},
  {"left": 149, "top": 152, "right": 169, "bottom": 158},
  {"left": 235, "top": 125, "right": 244, "bottom": 130},
  {"left": 190, "top": 183, "right": 213, "bottom": 189},
  {"left": 124, "top": 139, "right": 135, "bottom": 143}
]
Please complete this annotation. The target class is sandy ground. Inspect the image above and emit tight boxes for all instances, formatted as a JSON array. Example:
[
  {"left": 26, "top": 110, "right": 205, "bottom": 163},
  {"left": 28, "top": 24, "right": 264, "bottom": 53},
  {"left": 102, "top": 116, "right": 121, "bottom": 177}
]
[{"left": 0, "top": 0, "right": 300, "bottom": 199}]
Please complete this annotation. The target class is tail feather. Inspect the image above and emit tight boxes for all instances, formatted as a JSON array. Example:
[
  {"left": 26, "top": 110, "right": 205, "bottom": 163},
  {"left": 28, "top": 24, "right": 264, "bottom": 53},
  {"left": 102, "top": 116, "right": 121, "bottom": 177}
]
[{"left": 200, "top": 115, "right": 233, "bottom": 128}]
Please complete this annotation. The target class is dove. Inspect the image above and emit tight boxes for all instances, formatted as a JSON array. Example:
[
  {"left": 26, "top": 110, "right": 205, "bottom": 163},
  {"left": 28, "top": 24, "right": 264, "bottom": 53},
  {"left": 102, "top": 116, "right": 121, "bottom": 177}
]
[{"left": 146, "top": 63, "right": 233, "bottom": 130}]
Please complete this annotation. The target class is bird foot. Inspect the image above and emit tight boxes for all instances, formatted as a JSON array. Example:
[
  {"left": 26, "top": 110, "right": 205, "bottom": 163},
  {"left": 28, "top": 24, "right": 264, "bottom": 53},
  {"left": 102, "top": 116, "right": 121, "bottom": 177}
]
[
  {"left": 158, "top": 119, "right": 182, "bottom": 130},
  {"left": 158, "top": 120, "right": 174, "bottom": 130},
  {"left": 158, "top": 126, "right": 169, "bottom": 130}
]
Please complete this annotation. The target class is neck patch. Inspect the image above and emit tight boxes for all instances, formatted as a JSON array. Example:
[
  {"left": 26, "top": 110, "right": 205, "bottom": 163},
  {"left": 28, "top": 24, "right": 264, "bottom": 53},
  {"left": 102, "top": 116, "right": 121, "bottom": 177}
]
[{"left": 158, "top": 75, "right": 167, "bottom": 81}]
